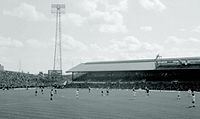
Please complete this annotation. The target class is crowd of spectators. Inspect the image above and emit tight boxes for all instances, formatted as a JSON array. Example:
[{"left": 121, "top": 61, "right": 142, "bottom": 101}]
[
  {"left": 1, "top": 70, "right": 200, "bottom": 91},
  {"left": 69, "top": 71, "right": 200, "bottom": 91},
  {"left": 0, "top": 70, "right": 70, "bottom": 89},
  {"left": 64, "top": 81, "right": 200, "bottom": 91},
  {"left": 0, "top": 71, "right": 46, "bottom": 89}
]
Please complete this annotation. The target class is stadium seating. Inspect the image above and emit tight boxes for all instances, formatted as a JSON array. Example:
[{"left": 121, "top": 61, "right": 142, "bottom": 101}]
[
  {"left": 0, "top": 71, "right": 44, "bottom": 88},
  {"left": 69, "top": 71, "right": 200, "bottom": 91}
]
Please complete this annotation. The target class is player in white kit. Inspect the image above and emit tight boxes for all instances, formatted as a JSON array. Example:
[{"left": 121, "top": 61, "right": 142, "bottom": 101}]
[
  {"left": 76, "top": 88, "right": 79, "bottom": 99},
  {"left": 132, "top": 87, "right": 136, "bottom": 97},
  {"left": 88, "top": 87, "right": 91, "bottom": 94},
  {"left": 188, "top": 89, "right": 191, "bottom": 97}
]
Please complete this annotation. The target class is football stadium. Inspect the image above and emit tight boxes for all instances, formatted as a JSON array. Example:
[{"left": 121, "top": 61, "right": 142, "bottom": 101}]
[
  {"left": 1, "top": 56, "right": 200, "bottom": 119},
  {"left": 1, "top": 1, "right": 200, "bottom": 119}
]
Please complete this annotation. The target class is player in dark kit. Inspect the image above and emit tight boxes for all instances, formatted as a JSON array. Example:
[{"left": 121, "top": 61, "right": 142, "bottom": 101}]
[
  {"left": 145, "top": 87, "right": 149, "bottom": 96},
  {"left": 101, "top": 90, "right": 104, "bottom": 96},
  {"left": 191, "top": 91, "right": 195, "bottom": 107},
  {"left": 132, "top": 87, "right": 135, "bottom": 92},
  {"left": 147, "top": 89, "right": 149, "bottom": 96},
  {"left": 41, "top": 88, "right": 44, "bottom": 94},
  {"left": 106, "top": 88, "right": 109, "bottom": 96},
  {"left": 177, "top": 90, "right": 181, "bottom": 101},
  {"left": 35, "top": 88, "right": 38, "bottom": 96},
  {"left": 50, "top": 89, "right": 53, "bottom": 100}
]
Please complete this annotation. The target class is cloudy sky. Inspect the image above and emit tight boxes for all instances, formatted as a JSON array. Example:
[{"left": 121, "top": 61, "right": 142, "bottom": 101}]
[{"left": 0, "top": 0, "right": 200, "bottom": 74}]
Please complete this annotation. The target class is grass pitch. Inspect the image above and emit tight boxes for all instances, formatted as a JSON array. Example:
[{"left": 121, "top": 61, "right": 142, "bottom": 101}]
[{"left": 0, "top": 88, "right": 200, "bottom": 119}]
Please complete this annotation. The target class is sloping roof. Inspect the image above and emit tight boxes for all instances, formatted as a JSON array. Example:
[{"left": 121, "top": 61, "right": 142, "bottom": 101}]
[
  {"left": 67, "top": 56, "right": 200, "bottom": 72},
  {"left": 67, "top": 59, "right": 156, "bottom": 72}
]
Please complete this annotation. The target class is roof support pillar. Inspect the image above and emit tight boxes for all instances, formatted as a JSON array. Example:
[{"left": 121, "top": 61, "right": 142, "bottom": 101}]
[{"left": 72, "top": 72, "right": 74, "bottom": 81}]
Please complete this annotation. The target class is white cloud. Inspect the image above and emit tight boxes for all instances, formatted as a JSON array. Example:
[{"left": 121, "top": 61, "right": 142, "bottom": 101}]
[
  {"left": 63, "top": 13, "right": 86, "bottom": 26},
  {"left": 0, "top": 36, "right": 24, "bottom": 48},
  {"left": 0, "top": 57, "right": 8, "bottom": 62},
  {"left": 165, "top": 36, "right": 200, "bottom": 44},
  {"left": 99, "top": 22, "right": 127, "bottom": 33},
  {"left": 26, "top": 39, "right": 50, "bottom": 48},
  {"left": 82, "top": 0, "right": 128, "bottom": 33},
  {"left": 3, "top": 3, "right": 87, "bottom": 26},
  {"left": 106, "top": 0, "right": 128, "bottom": 12},
  {"left": 81, "top": 35, "right": 200, "bottom": 61},
  {"left": 83, "top": 0, "right": 97, "bottom": 13},
  {"left": 81, "top": 36, "right": 163, "bottom": 61},
  {"left": 109, "top": 36, "right": 162, "bottom": 53},
  {"left": 192, "top": 25, "right": 200, "bottom": 33},
  {"left": 110, "top": 36, "right": 142, "bottom": 52},
  {"left": 179, "top": 28, "right": 186, "bottom": 32},
  {"left": 140, "top": 26, "right": 153, "bottom": 31},
  {"left": 3, "top": 3, "right": 48, "bottom": 21},
  {"left": 61, "top": 35, "right": 163, "bottom": 64},
  {"left": 62, "top": 35, "right": 88, "bottom": 51},
  {"left": 162, "top": 36, "right": 200, "bottom": 57},
  {"left": 0, "top": 57, "right": 14, "bottom": 69},
  {"left": 139, "top": 0, "right": 166, "bottom": 12},
  {"left": 165, "top": 36, "right": 182, "bottom": 44}
]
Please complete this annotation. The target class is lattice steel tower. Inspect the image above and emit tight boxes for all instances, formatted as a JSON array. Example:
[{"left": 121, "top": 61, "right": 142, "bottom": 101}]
[{"left": 51, "top": 4, "right": 65, "bottom": 71}]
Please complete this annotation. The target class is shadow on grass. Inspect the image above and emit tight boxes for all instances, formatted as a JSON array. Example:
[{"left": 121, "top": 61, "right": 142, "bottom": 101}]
[
  {"left": 186, "top": 106, "right": 196, "bottom": 108},
  {"left": 128, "top": 98, "right": 136, "bottom": 100}
]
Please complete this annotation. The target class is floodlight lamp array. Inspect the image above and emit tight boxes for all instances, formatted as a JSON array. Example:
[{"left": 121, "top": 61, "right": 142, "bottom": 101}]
[{"left": 51, "top": 4, "right": 65, "bottom": 14}]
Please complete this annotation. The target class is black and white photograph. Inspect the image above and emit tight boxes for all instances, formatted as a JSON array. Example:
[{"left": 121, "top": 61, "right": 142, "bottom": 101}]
[{"left": 0, "top": 0, "right": 200, "bottom": 118}]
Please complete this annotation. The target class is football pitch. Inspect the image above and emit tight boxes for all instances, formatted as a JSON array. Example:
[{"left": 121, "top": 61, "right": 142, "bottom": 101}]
[{"left": 0, "top": 88, "right": 200, "bottom": 119}]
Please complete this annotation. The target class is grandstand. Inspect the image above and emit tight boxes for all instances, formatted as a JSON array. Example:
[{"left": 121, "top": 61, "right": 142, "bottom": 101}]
[
  {"left": 67, "top": 56, "right": 200, "bottom": 90},
  {"left": 1, "top": 56, "right": 200, "bottom": 90}
]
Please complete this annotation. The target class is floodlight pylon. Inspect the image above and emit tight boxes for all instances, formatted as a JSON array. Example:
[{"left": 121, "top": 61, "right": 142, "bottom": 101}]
[{"left": 51, "top": 4, "right": 65, "bottom": 72}]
